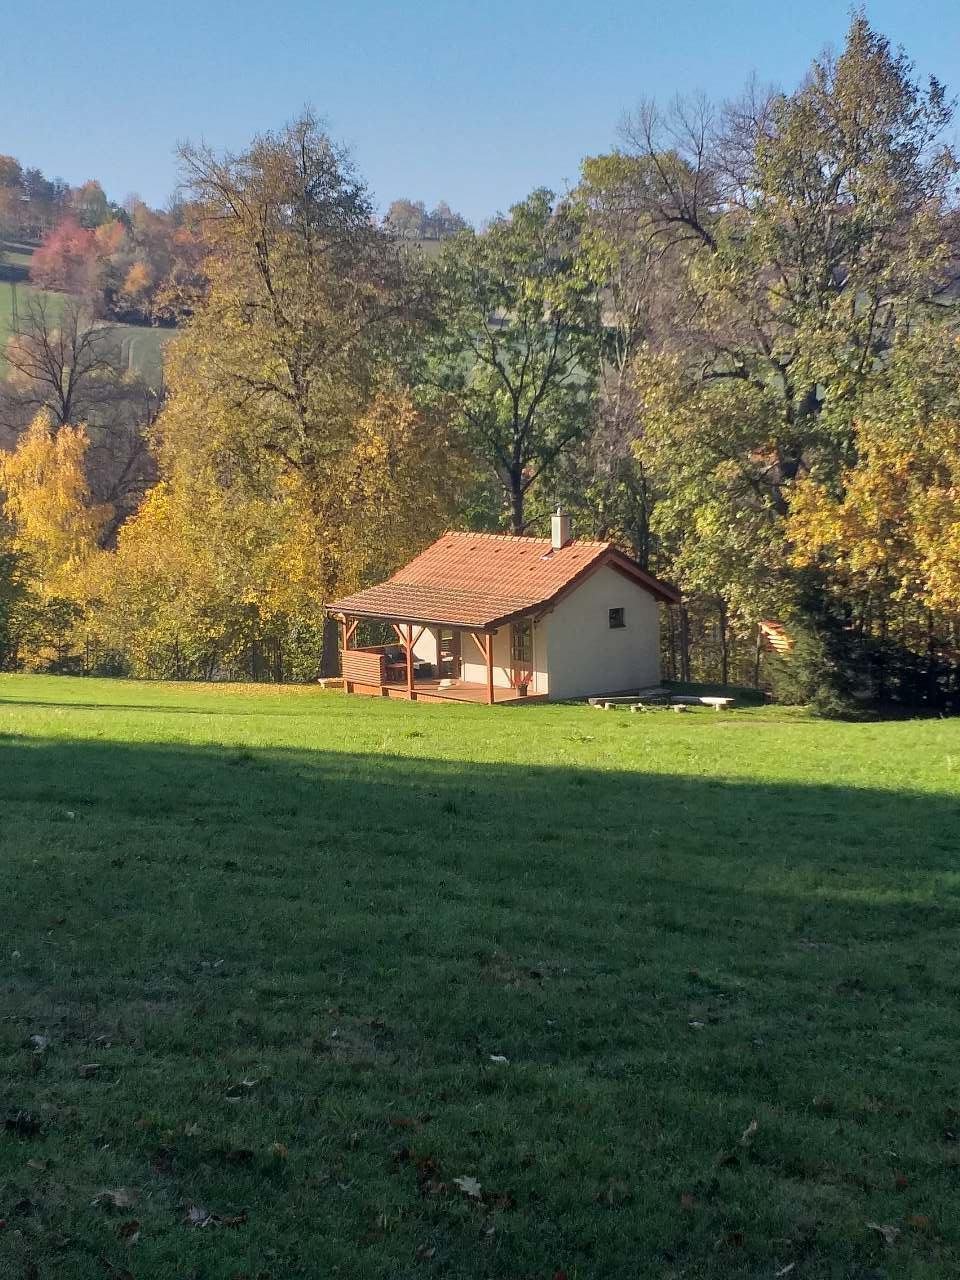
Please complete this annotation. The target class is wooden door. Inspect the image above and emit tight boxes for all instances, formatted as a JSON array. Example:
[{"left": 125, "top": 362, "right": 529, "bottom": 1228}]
[
  {"left": 510, "top": 620, "right": 533, "bottom": 690},
  {"left": 438, "top": 628, "right": 461, "bottom": 678}
]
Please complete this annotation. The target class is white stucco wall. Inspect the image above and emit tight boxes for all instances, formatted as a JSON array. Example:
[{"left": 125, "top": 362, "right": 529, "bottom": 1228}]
[
  {"left": 540, "top": 564, "right": 661, "bottom": 699},
  {"left": 457, "top": 621, "right": 548, "bottom": 692},
  {"left": 412, "top": 629, "right": 438, "bottom": 664}
]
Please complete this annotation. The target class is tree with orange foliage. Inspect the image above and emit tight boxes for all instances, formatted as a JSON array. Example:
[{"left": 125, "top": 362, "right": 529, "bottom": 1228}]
[{"left": 30, "top": 216, "right": 101, "bottom": 295}]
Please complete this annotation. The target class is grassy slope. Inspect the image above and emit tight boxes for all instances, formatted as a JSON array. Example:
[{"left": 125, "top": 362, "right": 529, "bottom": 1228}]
[
  {"left": 0, "top": 242, "right": 169, "bottom": 384},
  {"left": 1, "top": 676, "right": 958, "bottom": 1279}
]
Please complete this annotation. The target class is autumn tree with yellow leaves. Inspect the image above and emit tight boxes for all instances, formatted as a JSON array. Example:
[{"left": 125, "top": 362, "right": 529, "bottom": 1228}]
[
  {"left": 787, "top": 327, "right": 960, "bottom": 702},
  {"left": 0, "top": 410, "right": 110, "bottom": 668}
]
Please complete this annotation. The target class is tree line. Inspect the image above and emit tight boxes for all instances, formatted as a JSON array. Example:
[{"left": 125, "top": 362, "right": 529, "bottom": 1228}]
[{"left": 2, "top": 15, "right": 960, "bottom": 712}]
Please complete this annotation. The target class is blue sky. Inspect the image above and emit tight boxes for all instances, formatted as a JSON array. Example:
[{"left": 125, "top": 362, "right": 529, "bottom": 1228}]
[{"left": 5, "top": 1, "right": 959, "bottom": 222}]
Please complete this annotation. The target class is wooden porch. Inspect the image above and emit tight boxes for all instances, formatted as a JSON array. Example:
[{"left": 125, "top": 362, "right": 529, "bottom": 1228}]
[
  {"left": 347, "top": 671, "right": 544, "bottom": 705},
  {"left": 336, "top": 618, "right": 539, "bottom": 706}
]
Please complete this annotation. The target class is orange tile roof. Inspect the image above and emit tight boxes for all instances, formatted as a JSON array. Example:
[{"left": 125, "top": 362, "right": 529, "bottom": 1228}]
[{"left": 327, "top": 532, "right": 679, "bottom": 628}]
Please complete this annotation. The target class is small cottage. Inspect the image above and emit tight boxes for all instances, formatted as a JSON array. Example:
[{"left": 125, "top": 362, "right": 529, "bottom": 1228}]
[{"left": 326, "top": 513, "right": 679, "bottom": 704}]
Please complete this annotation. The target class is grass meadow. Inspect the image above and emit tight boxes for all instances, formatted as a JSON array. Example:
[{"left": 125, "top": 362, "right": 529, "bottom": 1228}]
[
  {"left": 0, "top": 242, "right": 169, "bottom": 384},
  {"left": 1, "top": 675, "right": 959, "bottom": 1278}
]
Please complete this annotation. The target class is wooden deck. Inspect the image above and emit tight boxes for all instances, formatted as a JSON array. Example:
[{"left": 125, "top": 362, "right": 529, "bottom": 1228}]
[
  {"left": 341, "top": 638, "right": 543, "bottom": 706},
  {"left": 348, "top": 677, "right": 544, "bottom": 705}
]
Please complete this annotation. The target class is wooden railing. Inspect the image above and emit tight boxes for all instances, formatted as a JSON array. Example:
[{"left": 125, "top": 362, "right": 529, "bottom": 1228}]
[{"left": 342, "top": 645, "right": 387, "bottom": 685}]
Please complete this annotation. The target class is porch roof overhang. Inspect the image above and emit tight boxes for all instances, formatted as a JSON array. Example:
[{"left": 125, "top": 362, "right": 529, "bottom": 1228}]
[{"left": 325, "top": 583, "right": 539, "bottom": 632}]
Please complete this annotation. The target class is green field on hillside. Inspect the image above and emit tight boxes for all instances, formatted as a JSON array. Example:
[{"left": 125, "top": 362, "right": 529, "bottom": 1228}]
[
  {"left": 0, "top": 242, "right": 169, "bottom": 386},
  {"left": 1, "top": 676, "right": 958, "bottom": 1277}
]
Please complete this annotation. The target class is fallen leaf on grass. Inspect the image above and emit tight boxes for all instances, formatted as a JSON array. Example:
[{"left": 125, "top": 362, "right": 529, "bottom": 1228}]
[
  {"left": 907, "top": 1214, "right": 932, "bottom": 1231},
  {"left": 184, "top": 1204, "right": 248, "bottom": 1229},
  {"left": 867, "top": 1221, "right": 900, "bottom": 1247},
  {"left": 117, "top": 1220, "right": 140, "bottom": 1246},
  {"left": 220, "top": 1211, "right": 249, "bottom": 1228},
  {"left": 26, "top": 1158, "right": 48, "bottom": 1172},
  {"left": 78, "top": 1063, "right": 102, "bottom": 1079},
  {"left": 488, "top": 1054, "right": 509, "bottom": 1064},
  {"left": 740, "top": 1118, "right": 758, "bottom": 1146},
  {"left": 775, "top": 1265, "right": 796, "bottom": 1277},
  {"left": 270, "top": 1142, "right": 288, "bottom": 1159},
  {"left": 92, "top": 1188, "right": 139, "bottom": 1211},
  {"left": 453, "top": 1175, "right": 482, "bottom": 1199},
  {"left": 415, "top": 1244, "right": 436, "bottom": 1261},
  {"left": 183, "top": 1122, "right": 201, "bottom": 1137}
]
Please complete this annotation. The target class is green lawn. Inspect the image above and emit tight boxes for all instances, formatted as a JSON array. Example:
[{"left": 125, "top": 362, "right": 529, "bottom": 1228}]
[{"left": 1, "top": 676, "right": 959, "bottom": 1278}]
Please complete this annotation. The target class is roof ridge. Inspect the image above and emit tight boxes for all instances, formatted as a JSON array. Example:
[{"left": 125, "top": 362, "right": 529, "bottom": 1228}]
[{"left": 443, "top": 530, "right": 612, "bottom": 549}]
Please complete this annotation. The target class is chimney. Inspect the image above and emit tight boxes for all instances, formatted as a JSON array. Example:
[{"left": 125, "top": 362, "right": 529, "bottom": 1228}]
[{"left": 551, "top": 508, "right": 572, "bottom": 550}]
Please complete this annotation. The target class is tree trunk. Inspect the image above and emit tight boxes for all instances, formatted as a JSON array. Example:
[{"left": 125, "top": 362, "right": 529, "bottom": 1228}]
[
  {"left": 509, "top": 470, "right": 524, "bottom": 534},
  {"left": 320, "top": 614, "right": 340, "bottom": 678},
  {"left": 679, "top": 607, "right": 691, "bottom": 683},
  {"left": 718, "top": 599, "right": 729, "bottom": 686}
]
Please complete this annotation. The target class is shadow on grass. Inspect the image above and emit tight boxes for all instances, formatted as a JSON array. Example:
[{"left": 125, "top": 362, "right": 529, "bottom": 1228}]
[{"left": 1, "top": 733, "right": 959, "bottom": 1277}]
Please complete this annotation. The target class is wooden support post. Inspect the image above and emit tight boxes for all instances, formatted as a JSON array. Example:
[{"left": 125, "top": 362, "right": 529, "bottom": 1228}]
[
  {"left": 340, "top": 617, "right": 351, "bottom": 691},
  {"left": 484, "top": 632, "right": 495, "bottom": 705},
  {"left": 467, "top": 630, "right": 488, "bottom": 660},
  {"left": 405, "top": 622, "right": 415, "bottom": 700}
]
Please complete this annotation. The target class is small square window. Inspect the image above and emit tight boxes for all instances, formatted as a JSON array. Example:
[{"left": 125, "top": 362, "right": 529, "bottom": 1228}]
[{"left": 609, "top": 607, "right": 625, "bottom": 629}]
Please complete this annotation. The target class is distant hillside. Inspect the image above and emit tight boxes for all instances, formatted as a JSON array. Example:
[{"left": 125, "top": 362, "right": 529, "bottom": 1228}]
[{"left": 0, "top": 240, "right": 171, "bottom": 386}]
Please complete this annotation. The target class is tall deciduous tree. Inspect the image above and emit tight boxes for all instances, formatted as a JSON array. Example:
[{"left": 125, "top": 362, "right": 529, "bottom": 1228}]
[
  {"left": 427, "top": 188, "right": 599, "bottom": 532},
  {"left": 557, "top": 153, "right": 692, "bottom": 563},
  {"left": 144, "top": 114, "right": 449, "bottom": 671},
  {"left": 625, "top": 15, "right": 957, "bottom": 511},
  {"left": 173, "top": 113, "right": 421, "bottom": 498},
  {"left": 617, "top": 15, "right": 960, "bottom": 694}
]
